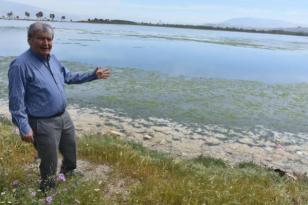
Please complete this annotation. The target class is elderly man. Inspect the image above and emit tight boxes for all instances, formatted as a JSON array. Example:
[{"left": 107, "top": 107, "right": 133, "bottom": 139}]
[{"left": 8, "top": 22, "right": 111, "bottom": 191}]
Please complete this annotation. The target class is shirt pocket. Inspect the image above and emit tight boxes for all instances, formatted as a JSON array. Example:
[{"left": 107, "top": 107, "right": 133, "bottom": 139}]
[{"left": 53, "top": 69, "right": 65, "bottom": 86}]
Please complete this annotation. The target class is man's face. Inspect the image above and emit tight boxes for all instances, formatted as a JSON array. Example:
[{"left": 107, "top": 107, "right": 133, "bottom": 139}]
[{"left": 28, "top": 31, "right": 53, "bottom": 59}]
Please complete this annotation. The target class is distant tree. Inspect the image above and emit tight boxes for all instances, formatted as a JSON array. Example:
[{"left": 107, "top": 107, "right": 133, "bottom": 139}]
[
  {"left": 16, "top": 16, "right": 19, "bottom": 20},
  {"left": 7, "top": 11, "right": 13, "bottom": 19},
  {"left": 36, "top": 11, "right": 43, "bottom": 19},
  {"left": 25, "top": 11, "right": 30, "bottom": 19},
  {"left": 49, "top": 13, "right": 55, "bottom": 21},
  {"left": 61, "top": 16, "right": 66, "bottom": 21}
]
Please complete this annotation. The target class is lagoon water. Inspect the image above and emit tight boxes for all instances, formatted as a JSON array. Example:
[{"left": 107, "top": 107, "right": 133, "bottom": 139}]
[
  {"left": 1, "top": 19, "right": 308, "bottom": 134},
  {"left": 1, "top": 20, "right": 308, "bottom": 83}
]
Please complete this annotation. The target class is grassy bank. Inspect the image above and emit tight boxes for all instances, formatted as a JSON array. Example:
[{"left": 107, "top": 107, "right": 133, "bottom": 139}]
[{"left": 1, "top": 119, "right": 308, "bottom": 204}]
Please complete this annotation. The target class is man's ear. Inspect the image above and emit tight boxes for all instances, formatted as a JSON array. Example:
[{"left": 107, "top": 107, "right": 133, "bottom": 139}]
[{"left": 27, "top": 37, "right": 31, "bottom": 45}]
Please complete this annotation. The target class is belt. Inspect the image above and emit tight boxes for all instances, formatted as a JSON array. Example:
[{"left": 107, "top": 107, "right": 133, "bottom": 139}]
[{"left": 28, "top": 110, "right": 65, "bottom": 119}]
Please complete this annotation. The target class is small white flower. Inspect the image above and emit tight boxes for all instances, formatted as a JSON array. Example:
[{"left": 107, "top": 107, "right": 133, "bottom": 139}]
[
  {"left": 58, "top": 173, "right": 66, "bottom": 182},
  {"left": 45, "top": 196, "right": 53, "bottom": 204}
]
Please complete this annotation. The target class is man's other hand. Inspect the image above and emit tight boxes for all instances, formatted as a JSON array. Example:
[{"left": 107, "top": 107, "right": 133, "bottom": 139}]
[
  {"left": 96, "top": 68, "right": 111, "bottom": 79},
  {"left": 22, "top": 130, "right": 34, "bottom": 143}
]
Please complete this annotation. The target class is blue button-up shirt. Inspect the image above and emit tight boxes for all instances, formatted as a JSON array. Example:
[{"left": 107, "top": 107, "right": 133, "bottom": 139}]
[{"left": 8, "top": 49, "right": 98, "bottom": 135}]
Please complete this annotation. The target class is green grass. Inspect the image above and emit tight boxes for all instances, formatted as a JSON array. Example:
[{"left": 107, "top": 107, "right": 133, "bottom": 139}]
[
  {"left": 0, "top": 121, "right": 107, "bottom": 205},
  {"left": 1, "top": 121, "right": 308, "bottom": 204}
]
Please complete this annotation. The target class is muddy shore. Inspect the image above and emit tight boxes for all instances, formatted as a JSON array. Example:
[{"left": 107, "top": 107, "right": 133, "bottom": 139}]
[{"left": 1, "top": 100, "right": 308, "bottom": 176}]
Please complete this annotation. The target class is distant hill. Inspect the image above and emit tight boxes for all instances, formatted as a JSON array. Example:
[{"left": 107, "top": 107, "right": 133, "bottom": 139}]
[
  {"left": 219, "top": 17, "right": 300, "bottom": 29},
  {"left": 0, "top": 0, "right": 78, "bottom": 21},
  {"left": 0, "top": 0, "right": 38, "bottom": 15},
  {"left": 282, "top": 27, "right": 308, "bottom": 34}
]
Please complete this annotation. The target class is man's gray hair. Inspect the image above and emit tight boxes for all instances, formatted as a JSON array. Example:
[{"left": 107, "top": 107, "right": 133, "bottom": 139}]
[{"left": 28, "top": 22, "right": 54, "bottom": 39}]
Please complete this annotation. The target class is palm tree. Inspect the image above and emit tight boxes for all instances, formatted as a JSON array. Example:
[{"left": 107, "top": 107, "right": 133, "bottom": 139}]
[
  {"left": 61, "top": 16, "right": 66, "bottom": 21},
  {"left": 36, "top": 11, "right": 43, "bottom": 19},
  {"left": 25, "top": 11, "right": 30, "bottom": 19},
  {"left": 7, "top": 11, "right": 13, "bottom": 19},
  {"left": 49, "top": 13, "right": 55, "bottom": 21}
]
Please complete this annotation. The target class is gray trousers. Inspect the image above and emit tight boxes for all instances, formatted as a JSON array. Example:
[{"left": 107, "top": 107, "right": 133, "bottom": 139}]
[{"left": 29, "top": 111, "right": 76, "bottom": 180}]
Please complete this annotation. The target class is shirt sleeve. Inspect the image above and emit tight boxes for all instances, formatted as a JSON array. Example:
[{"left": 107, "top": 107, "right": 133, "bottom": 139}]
[
  {"left": 62, "top": 65, "right": 98, "bottom": 84},
  {"left": 8, "top": 62, "right": 32, "bottom": 136}
]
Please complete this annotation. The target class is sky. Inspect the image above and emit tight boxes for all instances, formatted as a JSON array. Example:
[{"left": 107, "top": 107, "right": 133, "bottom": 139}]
[{"left": 4, "top": 0, "right": 308, "bottom": 25}]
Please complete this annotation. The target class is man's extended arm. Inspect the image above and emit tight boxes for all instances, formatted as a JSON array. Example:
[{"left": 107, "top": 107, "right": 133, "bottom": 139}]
[
  {"left": 62, "top": 65, "right": 110, "bottom": 84},
  {"left": 62, "top": 66, "right": 98, "bottom": 84}
]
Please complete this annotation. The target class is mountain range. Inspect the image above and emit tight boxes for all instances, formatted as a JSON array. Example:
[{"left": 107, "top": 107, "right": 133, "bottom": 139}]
[
  {"left": 219, "top": 17, "right": 301, "bottom": 29},
  {"left": 0, "top": 0, "right": 77, "bottom": 20}
]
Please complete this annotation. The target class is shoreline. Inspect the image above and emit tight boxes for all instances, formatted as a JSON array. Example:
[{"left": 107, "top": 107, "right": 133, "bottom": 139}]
[
  {"left": 1, "top": 100, "right": 308, "bottom": 176},
  {"left": 1, "top": 18, "right": 307, "bottom": 38}
]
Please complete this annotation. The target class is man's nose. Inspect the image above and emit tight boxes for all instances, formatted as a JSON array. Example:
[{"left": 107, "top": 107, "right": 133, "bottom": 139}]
[{"left": 42, "top": 39, "right": 49, "bottom": 45}]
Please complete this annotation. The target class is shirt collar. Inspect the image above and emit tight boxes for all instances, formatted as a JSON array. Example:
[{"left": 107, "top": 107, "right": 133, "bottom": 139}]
[{"left": 29, "top": 48, "right": 50, "bottom": 62}]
